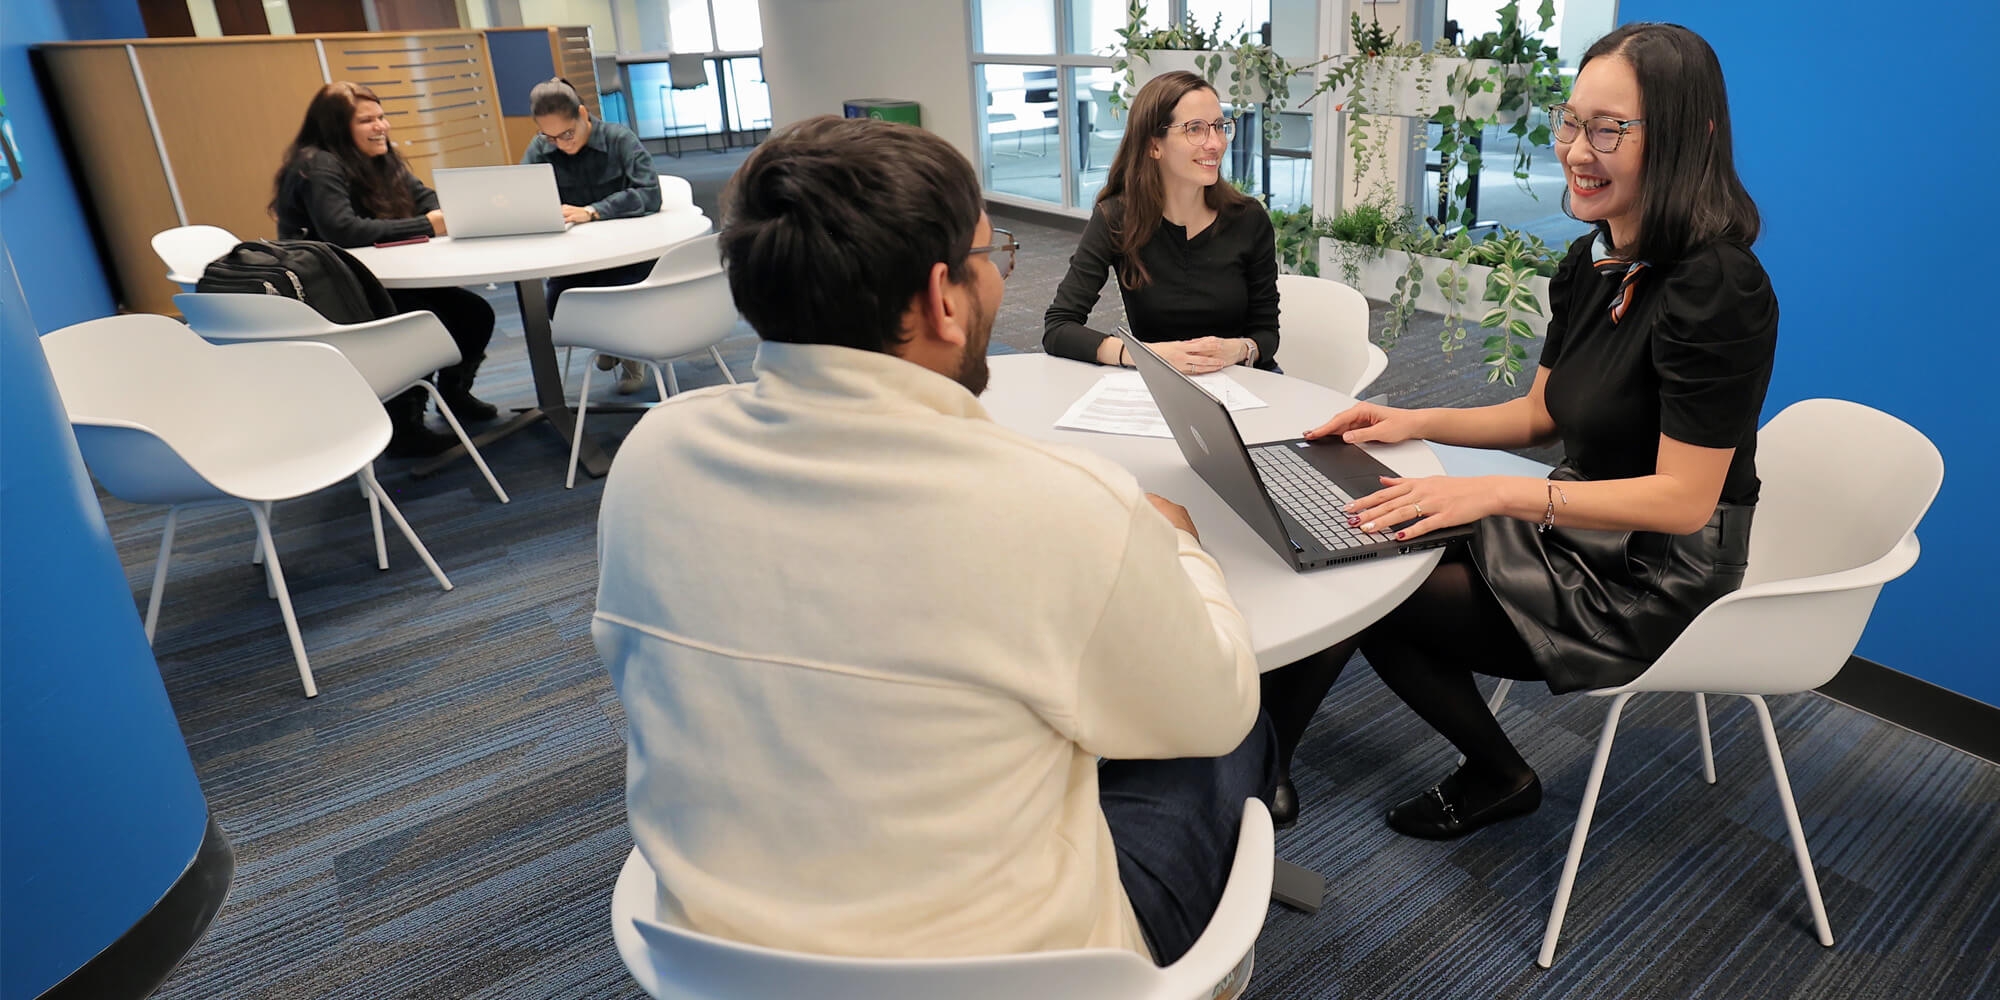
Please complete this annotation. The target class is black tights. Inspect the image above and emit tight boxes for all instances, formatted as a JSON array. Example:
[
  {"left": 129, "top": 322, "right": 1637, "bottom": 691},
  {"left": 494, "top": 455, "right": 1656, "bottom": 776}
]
[{"left": 1261, "top": 544, "right": 1544, "bottom": 786}]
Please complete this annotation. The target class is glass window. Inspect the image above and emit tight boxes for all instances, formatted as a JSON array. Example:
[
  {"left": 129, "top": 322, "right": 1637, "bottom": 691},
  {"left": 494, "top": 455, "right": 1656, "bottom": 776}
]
[
  {"left": 1071, "top": 66, "right": 1122, "bottom": 206},
  {"left": 629, "top": 59, "right": 722, "bottom": 140},
  {"left": 667, "top": 0, "right": 713, "bottom": 51},
  {"left": 1183, "top": 0, "right": 1269, "bottom": 41},
  {"left": 1267, "top": 108, "right": 1311, "bottom": 213},
  {"left": 978, "top": 0, "right": 1057, "bottom": 55},
  {"left": 712, "top": 0, "right": 763, "bottom": 50},
  {"left": 1068, "top": 0, "right": 1128, "bottom": 56},
  {"left": 980, "top": 64, "right": 1062, "bottom": 205}
]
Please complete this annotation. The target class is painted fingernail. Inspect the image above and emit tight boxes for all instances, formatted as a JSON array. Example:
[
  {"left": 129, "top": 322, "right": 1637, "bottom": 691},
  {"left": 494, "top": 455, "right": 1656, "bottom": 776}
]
[
  {"left": 1361, "top": 521, "right": 1375, "bottom": 531},
  {"left": 1347, "top": 517, "right": 1360, "bottom": 526},
  {"left": 1395, "top": 531, "right": 1407, "bottom": 540}
]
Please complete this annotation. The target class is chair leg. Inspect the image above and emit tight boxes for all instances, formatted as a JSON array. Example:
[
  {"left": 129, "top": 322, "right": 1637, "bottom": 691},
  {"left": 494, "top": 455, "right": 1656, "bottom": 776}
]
[
  {"left": 250, "top": 501, "right": 272, "bottom": 566},
  {"left": 362, "top": 470, "right": 387, "bottom": 570},
  {"left": 709, "top": 345, "right": 737, "bottom": 384},
  {"left": 567, "top": 359, "right": 595, "bottom": 489},
  {"left": 651, "top": 362, "right": 668, "bottom": 400},
  {"left": 1745, "top": 694, "right": 1835, "bottom": 947},
  {"left": 422, "top": 382, "right": 510, "bottom": 503},
  {"left": 1695, "top": 693, "right": 1717, "bottom": 784},
  {"left": 665, "top": 361, "right": 680, "bottom": 397},
  {"left": 563, "top": 345, "right": 575, "bottom": 385},
  {"left": 360, "top": 465, "right": 452, "bottom": 592},
  {"left": 246, "top": 501, "right": 316, "bottom": 698},
  {"left": 261, "top": 502, "right": 277, "bottom": 598},
  {"left": 144, "top": 506, "right": 180, "bottom": 642},
  {"left": 1538, "top": 691, "right": 1634, "bottom": 969}
]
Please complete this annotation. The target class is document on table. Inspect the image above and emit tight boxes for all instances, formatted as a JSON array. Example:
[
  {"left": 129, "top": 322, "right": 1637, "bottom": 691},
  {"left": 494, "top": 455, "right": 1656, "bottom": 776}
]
[{"left": 1054, "top": 371, "right": 1268, "bottom": 438}]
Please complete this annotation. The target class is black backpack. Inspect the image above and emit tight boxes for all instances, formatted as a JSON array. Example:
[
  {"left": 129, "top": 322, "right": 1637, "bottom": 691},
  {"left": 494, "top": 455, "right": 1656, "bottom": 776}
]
[{"left": 196, "top": 239, "right": 396, "bottom": 325}]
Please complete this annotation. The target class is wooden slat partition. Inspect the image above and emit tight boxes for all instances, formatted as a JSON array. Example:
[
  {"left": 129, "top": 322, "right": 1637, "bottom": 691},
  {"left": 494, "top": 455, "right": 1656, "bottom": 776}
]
[
  {"left": 322, "top": 32, "right": 507, "bottom": 184},
  {"left": 556, "top": 27, "right": 603, "bottom": 120}
]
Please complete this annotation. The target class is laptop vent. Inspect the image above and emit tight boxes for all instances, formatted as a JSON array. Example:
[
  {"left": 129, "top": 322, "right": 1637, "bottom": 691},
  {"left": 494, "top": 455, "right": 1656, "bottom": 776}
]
[{"left": 1319, "top": 551, "right": 1381, "bottom": 568}]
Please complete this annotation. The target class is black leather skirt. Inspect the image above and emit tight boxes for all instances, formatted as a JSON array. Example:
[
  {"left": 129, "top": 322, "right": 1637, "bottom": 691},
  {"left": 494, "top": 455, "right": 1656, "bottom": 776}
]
[{"left": 1470, "top": 465, "right": 1754, "bottom": 694}]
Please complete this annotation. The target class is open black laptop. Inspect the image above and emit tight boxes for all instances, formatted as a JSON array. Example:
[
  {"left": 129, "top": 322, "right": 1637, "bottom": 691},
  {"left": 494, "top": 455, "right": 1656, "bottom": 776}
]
[{"left": 1116, "top": 327, "right": 1473, "bottom": 571}]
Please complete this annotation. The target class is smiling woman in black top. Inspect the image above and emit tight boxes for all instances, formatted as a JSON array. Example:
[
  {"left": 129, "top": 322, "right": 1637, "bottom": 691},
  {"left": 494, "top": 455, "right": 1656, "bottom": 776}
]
[
  {"left": 1259, "top": 23, "right": 1778, "bottom": 837},
  {"left": 1043, "top": 71, "right": 1279, "bottom": 374},
  {"left": 273, "top": 81, "right": 497, "bottom": 457}
]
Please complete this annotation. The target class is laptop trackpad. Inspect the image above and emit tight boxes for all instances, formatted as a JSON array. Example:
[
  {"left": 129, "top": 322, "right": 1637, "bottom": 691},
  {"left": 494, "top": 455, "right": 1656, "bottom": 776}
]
[{"left": 1290, "top": 438, "right": 1397, "bottom": 496}]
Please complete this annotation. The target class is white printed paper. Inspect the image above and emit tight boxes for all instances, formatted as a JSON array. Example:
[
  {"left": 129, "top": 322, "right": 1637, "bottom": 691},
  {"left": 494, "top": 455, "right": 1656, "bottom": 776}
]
[{"left": 1054, "top": 371, "right": 1267, "bottom": 438}]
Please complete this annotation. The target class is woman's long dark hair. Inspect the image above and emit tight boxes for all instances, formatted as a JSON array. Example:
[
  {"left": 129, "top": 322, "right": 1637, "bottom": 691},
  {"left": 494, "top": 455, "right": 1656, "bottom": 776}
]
[
  {"left": 1578, "top": 23, "right": 1759, "bottom": 263},
  {"left": 269, "top": 82, "right": 418, "bottom": 221},
  {"left": 1097, "top": 70, "right": 1255, "bottom": 290}
]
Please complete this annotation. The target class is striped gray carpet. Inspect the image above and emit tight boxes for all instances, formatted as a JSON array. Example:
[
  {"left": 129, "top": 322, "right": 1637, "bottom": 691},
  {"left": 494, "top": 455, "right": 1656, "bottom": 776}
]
[{"left": 118, "top": 215, "right": 1995, "bottom": 999}]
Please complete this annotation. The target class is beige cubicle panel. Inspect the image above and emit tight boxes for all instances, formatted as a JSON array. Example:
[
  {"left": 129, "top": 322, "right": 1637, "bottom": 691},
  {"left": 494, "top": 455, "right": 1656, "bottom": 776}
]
[
  {"left": 37, "top": 30, "right": 512, "bottom": 317},
  {"left": 135, "top": 39, "right": 327, "bottom": 243}
]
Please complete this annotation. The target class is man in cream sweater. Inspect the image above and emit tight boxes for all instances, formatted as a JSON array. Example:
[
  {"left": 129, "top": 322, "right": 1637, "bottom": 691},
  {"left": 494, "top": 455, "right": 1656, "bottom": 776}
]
[{"left": 594, "top": 115, "right": 1276, "bottom": 967}]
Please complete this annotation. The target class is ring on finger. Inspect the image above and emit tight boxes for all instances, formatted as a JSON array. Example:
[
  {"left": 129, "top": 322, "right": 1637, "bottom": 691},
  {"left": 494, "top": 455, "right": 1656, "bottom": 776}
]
[{"left": 1413, "top": 502, "right": 1424, "bottom": 517}]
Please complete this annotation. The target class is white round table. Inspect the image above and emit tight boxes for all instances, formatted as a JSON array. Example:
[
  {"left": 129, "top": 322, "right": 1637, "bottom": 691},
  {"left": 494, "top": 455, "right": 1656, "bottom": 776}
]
[
  {"left": 981, "top": 353, "right": 1448, "bottom": 670},
  {"left": 346, "top": 209, "right": 713, "bottom": 478}
]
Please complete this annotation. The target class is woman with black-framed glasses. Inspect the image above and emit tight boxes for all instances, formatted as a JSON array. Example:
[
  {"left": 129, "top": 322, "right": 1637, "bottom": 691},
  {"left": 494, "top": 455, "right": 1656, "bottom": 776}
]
[
  {"left": 1042, "top": 71, "right": 1279, "bottom": 376},
  {"left": 1258, "top": 23, "right": 1778, "bottom": 837}
]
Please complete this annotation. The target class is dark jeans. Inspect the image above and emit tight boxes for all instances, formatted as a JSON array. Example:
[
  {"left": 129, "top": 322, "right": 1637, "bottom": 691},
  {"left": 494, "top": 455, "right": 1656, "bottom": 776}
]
[
  {"left": 387, "top": 286, "right": 494, "bottom": 372},
  {"left": 1100, "top": 711, "right": 1279, "bottom": 965},
  {"left": 546, "top": 259, "right": 656, "bottom": 316}
]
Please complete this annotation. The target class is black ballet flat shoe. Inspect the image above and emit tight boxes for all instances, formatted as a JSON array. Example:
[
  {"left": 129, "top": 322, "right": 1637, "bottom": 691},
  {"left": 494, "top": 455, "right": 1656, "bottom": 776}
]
[
  {"left": 1270, "top": 778, "right": 1299, "bottom": 831},
  {"left": 1385, "top": 770, "right": 1541, "bottom": 841}
]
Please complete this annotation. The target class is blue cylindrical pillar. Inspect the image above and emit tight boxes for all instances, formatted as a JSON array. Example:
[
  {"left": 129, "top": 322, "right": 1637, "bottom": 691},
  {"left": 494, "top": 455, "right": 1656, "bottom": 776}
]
[{"left": 1, "top": 256, "right": 232, "bottom": 998}]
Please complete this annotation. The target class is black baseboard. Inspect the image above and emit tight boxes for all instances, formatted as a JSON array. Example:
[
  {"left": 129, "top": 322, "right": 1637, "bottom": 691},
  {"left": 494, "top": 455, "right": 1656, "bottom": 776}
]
[
  {"left": 1818, "top": 657, "right": 2000, "bottom": 765},
  {"left": 40, "top": 814, "right": 233, "bottom": 1000},
  {"left": 986, "top": 198, "right": 1088, "bottom": 234}
]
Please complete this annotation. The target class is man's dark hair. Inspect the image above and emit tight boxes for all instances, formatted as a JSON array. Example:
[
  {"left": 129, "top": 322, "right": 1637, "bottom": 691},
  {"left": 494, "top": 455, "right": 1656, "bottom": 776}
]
[
  {"left": 718, "top": 115, "right": 984, "bottom": 352},
  {"left": 529, "top": 77, "right": 584, "bottom": 119}
]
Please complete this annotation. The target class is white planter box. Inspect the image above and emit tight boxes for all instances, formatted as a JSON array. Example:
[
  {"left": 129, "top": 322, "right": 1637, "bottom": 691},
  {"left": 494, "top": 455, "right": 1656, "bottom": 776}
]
[
  {"left": 1131, "top": 50, "right": 1269, "bottom": 106},
  {"left": 1320, "top": 239, "right": 1552, "bottom": 338},
  {"left": 1333, "top": 56, "right": 1524, "bottom": 123}
]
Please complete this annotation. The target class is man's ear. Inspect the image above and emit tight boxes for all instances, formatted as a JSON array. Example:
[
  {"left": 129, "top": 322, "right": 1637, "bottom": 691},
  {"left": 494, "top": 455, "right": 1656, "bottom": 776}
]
[
  {"left": 903, "top": 261, "right": 965, "bottom": 350},
  {"left": 928, "top": 261, "right": 969, "bottom": 349}
]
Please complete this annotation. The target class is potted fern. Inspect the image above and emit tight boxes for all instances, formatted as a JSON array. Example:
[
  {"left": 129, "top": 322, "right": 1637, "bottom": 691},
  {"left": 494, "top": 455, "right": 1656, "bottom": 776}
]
[{"left": 1111, "top": 0, "right": 1325, "bottom": 144}]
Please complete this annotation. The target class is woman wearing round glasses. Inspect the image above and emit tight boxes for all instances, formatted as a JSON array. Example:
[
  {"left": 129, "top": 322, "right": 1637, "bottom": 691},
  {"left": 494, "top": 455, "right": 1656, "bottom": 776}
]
[
  {"left": 1043, "top": 71, "right": 1279, "bottom": 375},
  {"left": 1259, "top": 23, "right": 1777, "bottom": 836},
  {"left": 523, "top": 77, "right": 663, "bottom": 394}
]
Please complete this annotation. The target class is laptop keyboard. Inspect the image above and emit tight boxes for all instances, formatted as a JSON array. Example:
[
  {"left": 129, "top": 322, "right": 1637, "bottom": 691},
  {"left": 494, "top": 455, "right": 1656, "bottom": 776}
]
[{"left": 1250, "top": 445, "right": 1374, "bottom": 552}]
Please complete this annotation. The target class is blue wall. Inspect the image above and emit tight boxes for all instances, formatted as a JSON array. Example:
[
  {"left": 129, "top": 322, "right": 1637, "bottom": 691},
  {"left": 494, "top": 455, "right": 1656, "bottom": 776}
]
[
  {"left": 0, "top": 0, "right": 123, "bottom": 329},
  {"left": 1618, "top": 1, "right": 2000, "bottom": 706},
  {"left": 1, "top": 245, "right": 214, "bottom": 998},
  {"left": 2, "top": 5, "right": 220, "bottom": 995}
]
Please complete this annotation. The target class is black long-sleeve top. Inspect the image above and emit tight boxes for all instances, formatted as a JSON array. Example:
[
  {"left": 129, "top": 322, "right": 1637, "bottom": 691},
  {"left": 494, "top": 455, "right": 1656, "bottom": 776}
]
[
  {"left": 275, "top": 148, "right": 437, "bottom": 248},
  {"left": 1043, "top": 196, "right": 1281, "bottom": 369},
  {"left": 520, "top": 120, "right": 661, "bottom": 219}
]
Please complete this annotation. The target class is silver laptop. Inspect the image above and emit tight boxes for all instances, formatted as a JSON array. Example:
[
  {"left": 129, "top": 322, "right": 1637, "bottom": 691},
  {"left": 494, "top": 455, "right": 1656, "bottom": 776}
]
[
  {"left": 1115, "top": 327, "right": 1473, "bottom": 571},
  {"left": 430, "top": 164, "right": 568, "bottom": 238}
]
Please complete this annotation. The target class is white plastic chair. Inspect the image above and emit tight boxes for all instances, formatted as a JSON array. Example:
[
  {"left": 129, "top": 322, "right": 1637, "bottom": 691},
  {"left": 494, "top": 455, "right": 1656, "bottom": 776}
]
[
  {"left": 174, "top": 292, "right": 508, "bottom": 504},
  {"left": 40, "top": 315, "right": 455, "bottom": 698},
  {"left": 1494, "top": 399, "right": 1944, "bottom": 967},
  {"left": 611, "top": 799, "right": 1274, "bottom": 1000},
  {"left": 152, "top": 224, "right": 241, "bottom": 288},
  {"left": 1274, "top": 274, "right": 1387, "bottom": 398},
  {"left": 551, "top": 233, "right": 740, "bottom": 488}
]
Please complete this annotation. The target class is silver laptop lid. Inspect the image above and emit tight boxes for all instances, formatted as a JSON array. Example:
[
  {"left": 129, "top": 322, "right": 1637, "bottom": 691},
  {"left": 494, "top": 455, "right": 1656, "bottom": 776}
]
[{"left": 431, "top": 164, "right": 567, "bottom": 239}]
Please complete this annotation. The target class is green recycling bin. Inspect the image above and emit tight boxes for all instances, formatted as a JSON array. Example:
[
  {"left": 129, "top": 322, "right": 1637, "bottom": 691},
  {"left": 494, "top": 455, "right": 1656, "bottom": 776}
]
[{"left": 842, "top": 99, "right": 921, "bottom": 127}]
